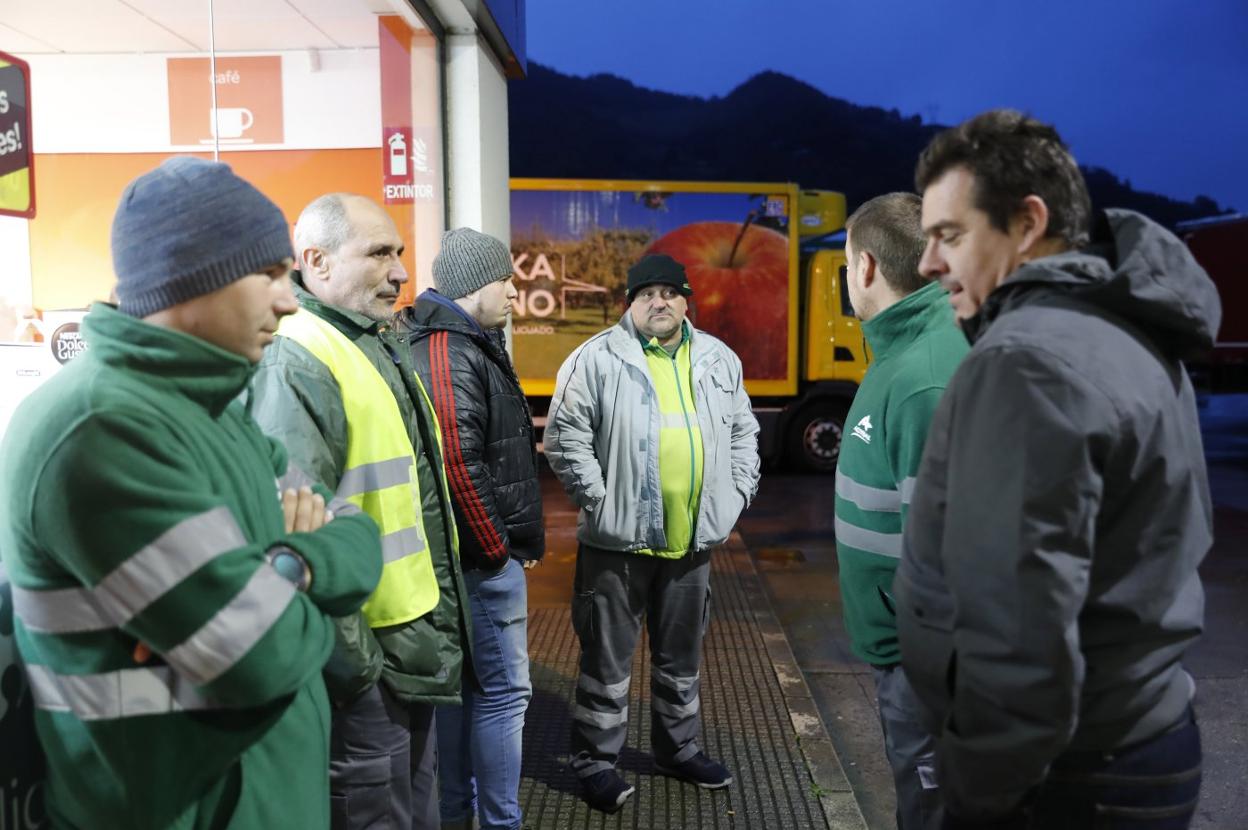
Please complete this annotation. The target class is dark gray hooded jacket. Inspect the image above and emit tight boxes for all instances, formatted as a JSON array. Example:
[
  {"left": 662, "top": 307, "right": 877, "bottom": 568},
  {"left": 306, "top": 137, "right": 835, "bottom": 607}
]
[{"left": 895, "top": 209, "right": 1222, "bottom": 819}]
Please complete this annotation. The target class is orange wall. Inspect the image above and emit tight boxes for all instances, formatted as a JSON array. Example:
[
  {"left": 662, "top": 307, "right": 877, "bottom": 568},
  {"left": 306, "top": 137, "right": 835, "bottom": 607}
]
[{"left": 27, "top": 148, "right": 422, "bottom": 310}]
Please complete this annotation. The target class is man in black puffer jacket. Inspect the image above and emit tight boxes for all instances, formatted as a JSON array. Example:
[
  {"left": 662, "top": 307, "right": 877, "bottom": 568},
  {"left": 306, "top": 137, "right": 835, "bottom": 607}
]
[{"left": 398, "top": 227, "right": 544, "bottom": 830}]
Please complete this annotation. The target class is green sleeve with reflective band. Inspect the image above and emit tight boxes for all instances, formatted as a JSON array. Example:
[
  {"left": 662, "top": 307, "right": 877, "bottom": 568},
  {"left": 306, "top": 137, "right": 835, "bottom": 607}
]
[
  {"left": 21, "top": 406, "right": 380, "bottom": 708},
  {"left": 835, "top": 386, "right": 949, "bottom": 665},
  {"left": 885, "top": 387, "right": 947, "bottom": 532},
  {"left": 834, "top": 291, "right": 968, "bottom": 665}
]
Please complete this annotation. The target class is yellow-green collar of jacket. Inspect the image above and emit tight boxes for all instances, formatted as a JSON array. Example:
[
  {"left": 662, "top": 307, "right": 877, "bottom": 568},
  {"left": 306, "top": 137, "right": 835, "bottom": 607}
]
[{"left": 639, "top": 320, "right": 691, "bottom": 357}]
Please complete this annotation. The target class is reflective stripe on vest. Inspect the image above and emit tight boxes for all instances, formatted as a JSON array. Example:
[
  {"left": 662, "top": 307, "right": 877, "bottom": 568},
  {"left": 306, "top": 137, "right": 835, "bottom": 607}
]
[{"left": 276, "top": 309, "right": 439, "bottom": 627}]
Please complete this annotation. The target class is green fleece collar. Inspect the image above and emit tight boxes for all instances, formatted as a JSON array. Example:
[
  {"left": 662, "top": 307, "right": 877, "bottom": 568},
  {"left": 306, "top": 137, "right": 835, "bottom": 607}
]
[
  {"left": 862, "top": 281, "right": 953, "bottom": 362},
  {"left": 639, "top": 320, "right": 691, "bottom": 356},
  {"left": 82, "top": 302, "right": 255, "bottom": 413}
]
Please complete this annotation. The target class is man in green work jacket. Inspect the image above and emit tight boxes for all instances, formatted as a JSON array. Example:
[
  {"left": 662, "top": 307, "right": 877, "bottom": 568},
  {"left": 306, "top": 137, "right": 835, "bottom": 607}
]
[
  {"left": 833, "top": 192, "right": 968, "bottom": 830},
  {"left": 248, "top": 192, "right": 468, "bottom": 830},
  {"left": 0, "top": 157, "right": 383, "bottom": 829}
]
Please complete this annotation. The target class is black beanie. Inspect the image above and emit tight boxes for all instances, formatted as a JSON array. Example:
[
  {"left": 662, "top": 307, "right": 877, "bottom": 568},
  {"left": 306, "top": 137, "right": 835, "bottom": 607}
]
[{"left": 626, "top": 254, "right": 693, "bottom": 302}]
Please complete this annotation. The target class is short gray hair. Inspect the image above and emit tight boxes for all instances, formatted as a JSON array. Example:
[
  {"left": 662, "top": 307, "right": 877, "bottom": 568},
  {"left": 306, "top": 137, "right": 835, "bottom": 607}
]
[{"left": 294, "top": 193, "right": 355, "bottom": 254}]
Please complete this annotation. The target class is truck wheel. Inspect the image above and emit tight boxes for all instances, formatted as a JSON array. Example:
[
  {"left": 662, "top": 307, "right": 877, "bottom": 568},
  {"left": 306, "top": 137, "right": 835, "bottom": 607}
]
[{"left": 785, "top": 401, "right": 848, "bottom": 473}]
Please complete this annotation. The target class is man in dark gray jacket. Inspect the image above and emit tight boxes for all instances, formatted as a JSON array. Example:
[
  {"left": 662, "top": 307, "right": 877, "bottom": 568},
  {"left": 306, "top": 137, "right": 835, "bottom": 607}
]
[{"left": 896, "top": 109, "right": 1221, "bottom": 828}]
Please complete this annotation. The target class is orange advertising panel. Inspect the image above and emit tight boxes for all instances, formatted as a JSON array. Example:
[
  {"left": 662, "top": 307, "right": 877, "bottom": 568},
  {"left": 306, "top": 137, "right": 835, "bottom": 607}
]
[
  {"left": 26, "top": 149, "right": 421, "bottom": 310},
  {"left": 510, "top": 180, "right": 800, "bottom": 397},
  {"left": 167, "top": 56, "right": 284, "bottom": 146}
]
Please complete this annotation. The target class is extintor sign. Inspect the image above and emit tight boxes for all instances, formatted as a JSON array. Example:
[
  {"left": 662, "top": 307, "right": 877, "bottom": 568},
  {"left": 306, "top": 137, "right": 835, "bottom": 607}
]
[{"left": 0, "top": 50, "right": 35, "bottom": 219}]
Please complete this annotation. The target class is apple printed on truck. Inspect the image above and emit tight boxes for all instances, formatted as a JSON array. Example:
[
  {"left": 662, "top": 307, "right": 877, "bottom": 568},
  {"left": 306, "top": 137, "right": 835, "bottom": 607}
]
[{"left": 509, "top": 186, "right": 795, "bottom": 384}]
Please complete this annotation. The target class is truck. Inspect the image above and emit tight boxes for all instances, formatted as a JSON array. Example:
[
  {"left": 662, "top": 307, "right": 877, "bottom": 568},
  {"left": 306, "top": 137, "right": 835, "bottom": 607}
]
[
  {"left": 508, "top": 178, "right": 870, "bottom": 472},
  {"left": 1176, "top": 213, "right": 1247, "bottom": 389}
]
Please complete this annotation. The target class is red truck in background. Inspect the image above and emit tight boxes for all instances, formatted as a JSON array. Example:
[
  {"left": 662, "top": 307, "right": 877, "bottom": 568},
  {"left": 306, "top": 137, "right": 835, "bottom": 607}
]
[{"left": 1177, "top": 213, "right": 1247, "bottom": 388}]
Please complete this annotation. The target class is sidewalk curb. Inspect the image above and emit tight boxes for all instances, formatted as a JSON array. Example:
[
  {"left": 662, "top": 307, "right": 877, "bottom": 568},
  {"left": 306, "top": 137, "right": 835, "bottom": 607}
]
[{"left": 726, "top": 533, "right": 870, "bottom": 829}]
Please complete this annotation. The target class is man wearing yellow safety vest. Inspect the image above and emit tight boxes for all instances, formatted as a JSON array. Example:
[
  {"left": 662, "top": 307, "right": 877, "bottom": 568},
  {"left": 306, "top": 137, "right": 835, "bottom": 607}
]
[
  {"left": 545, "top": 253, "right": 762, "bottom": 813},
  {"left": 249, "top": 193, "right": 469, "bottom": 830}
]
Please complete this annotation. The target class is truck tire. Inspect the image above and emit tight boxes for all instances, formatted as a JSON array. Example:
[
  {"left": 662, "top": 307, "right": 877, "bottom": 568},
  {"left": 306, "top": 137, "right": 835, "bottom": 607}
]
[{"left": 785, "top": 401, "right": 848, "bottom": 473}]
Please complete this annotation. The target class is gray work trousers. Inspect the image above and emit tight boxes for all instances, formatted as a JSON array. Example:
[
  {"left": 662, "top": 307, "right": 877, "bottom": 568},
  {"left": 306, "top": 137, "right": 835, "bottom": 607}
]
[
  {"left": 872, "top": 664, "right": 941, "bottom": 830},
  {"left": 330, "top": 681, "right": 440, "bottom": 830},
  {"left": 569, "top": 544, "right": 712, "bottom": 778}
]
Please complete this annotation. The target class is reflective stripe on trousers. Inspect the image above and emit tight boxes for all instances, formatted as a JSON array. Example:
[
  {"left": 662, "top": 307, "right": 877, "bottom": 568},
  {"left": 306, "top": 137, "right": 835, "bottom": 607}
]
[{"left": 568, "top": 544, "right": 711, "bottom": 778}]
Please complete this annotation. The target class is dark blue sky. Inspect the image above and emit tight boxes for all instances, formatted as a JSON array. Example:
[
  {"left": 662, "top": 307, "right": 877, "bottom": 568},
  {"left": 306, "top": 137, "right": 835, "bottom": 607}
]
[{"left": 527, "top": 0, "right": 1247, "bottom": 213}]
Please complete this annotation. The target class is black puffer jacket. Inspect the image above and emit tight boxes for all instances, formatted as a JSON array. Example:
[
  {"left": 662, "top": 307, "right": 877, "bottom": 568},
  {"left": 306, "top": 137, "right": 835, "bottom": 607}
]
[{"left": 398, "top": 290, "right": 545, "bottom": 571}]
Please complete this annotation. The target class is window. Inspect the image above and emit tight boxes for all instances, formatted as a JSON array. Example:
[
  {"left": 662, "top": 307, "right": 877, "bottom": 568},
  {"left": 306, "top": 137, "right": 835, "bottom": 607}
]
[{"left": 0, "top": 0, "right": 444, "bottom": 342}]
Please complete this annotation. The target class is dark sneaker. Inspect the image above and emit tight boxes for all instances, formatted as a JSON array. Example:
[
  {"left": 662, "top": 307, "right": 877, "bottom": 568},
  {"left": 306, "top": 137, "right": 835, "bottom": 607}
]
[
  {"left": 655, "top": 752, "right": 733, "bottom": 789},
  {"left": 579, "top": 769, "right": 635, "bottom": 813}
]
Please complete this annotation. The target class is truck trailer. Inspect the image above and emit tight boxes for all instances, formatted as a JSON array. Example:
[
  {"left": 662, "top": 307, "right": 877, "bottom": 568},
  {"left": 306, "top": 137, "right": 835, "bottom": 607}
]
[
  {"left": 1177, "top": 213, "right": 1247, "bottom": 388},
  {"left": 509, "top": 178, "right": 870, "bottom": 472}
]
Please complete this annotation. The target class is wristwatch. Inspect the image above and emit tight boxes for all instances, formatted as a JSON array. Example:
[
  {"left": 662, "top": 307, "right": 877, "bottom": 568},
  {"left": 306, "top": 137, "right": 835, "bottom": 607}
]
[{"left": 267, "top": 545, "right": 312, "bottom": 592}]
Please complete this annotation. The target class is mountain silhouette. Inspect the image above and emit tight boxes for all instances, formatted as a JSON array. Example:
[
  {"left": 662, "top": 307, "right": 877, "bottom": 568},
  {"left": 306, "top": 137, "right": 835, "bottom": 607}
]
[{"left": 510, "top": 63, "right": 1232, "bottom": 227}]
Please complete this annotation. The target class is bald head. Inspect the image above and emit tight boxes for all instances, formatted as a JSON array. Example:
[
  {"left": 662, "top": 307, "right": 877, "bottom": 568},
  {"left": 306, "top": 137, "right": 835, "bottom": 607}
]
[
  {"left": 295, "top": 193, "right": 408, "bottom": 320},
  {"left": 294, "top": 193, "right": 357, "bottom": 256}
]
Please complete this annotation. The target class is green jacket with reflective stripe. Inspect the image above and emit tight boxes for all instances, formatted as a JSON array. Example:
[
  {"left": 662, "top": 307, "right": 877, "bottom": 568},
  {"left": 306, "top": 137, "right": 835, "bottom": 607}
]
[
  {"left": 0, "top": 303, "right": 383, "bottom": 830},
  {"left": 834, "top": 282, "right": 968, "bottom": 665},
  {"left": 248, "top": 278, "right": 469, "bottom": 706}
]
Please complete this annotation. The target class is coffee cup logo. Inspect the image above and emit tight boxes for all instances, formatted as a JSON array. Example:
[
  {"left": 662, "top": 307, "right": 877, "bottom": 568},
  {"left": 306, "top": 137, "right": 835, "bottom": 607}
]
[
  {"left": 210, "top": 107, "right": 254, "bottom": 140},
  {"left": 50, "top": 322, "right": 87, "bottom": 365}
]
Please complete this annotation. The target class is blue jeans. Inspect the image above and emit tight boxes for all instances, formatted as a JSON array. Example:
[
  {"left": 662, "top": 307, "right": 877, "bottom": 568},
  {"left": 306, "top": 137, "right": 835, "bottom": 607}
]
[{"left": 436, "top": 558, "right": 532, "bottom": 830}]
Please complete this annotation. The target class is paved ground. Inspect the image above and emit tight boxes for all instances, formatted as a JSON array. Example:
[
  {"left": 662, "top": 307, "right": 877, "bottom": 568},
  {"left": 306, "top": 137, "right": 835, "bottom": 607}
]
[
  {"left": 736, "top": 393, "right": 1248, "bottom": 830},
  {"left": 520, "top": 480, "right": 866, "bottom": 829}
]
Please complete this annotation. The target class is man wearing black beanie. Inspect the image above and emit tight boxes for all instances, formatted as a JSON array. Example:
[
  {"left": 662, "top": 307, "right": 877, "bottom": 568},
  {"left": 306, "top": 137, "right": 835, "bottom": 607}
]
[{"left": 545, "top": 252, "right": 760, "bottom": 813}]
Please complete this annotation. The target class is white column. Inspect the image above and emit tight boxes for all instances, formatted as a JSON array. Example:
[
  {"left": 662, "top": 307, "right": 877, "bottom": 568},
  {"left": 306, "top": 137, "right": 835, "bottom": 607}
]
[
  {"left": 444, "top": 30, "right": 511, "bottom": 244},
  {"left": 443, "top": 27, "right": 513, "bottom": 348}
]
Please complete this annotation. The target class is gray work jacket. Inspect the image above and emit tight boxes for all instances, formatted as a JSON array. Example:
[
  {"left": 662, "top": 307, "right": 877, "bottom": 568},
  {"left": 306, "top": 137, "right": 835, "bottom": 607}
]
[{"left": 544, "top": 313, "right": 761, "bottom": 553}]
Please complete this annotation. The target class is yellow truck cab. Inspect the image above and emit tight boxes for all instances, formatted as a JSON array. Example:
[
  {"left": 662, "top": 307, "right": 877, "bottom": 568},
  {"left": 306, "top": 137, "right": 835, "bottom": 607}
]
[{"left": 509, "top": 179, "right": 870, "bottom": 472}]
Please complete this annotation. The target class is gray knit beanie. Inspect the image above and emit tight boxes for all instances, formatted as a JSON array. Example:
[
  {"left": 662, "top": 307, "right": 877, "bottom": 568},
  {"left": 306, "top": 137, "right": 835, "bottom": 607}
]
[
  {"left": 432, "top": 227, "right": 513, "bottom": 300},
  {"left": 112, "top": 157, "right": 293, "bottom": 317}
]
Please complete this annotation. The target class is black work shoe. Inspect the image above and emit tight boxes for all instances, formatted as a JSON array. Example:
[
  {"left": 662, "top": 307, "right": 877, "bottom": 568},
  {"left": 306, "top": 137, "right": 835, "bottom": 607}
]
[
  {"left": 655, "top": 752, "right": 733, "bottom": 789},
  {"left": 579, "top": 769, "right": 635, "bottom": 813}
]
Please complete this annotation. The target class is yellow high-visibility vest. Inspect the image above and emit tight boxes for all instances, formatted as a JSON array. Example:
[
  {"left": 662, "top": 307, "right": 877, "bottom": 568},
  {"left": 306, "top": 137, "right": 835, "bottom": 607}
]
[
  {"left": 277, "top": 309, "right": 439, "bottom": 627},
  {"left": 638, "top": 330, "right": 704, "bottom": 558}
]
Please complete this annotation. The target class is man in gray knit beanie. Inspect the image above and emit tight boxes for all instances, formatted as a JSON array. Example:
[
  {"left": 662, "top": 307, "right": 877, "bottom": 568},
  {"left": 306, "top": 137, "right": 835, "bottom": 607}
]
[
  {"left": 396, "top": 227, "right": 538, "bottom": 830},
  {"left": 111, "top": 156, "right": 297, "bottom": 363},
  {"left": 113, "top": 156, "right": 294, "bottom": 317},
  {"left": 432, "top": 227, "right": 515, "bottom": 301}
]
